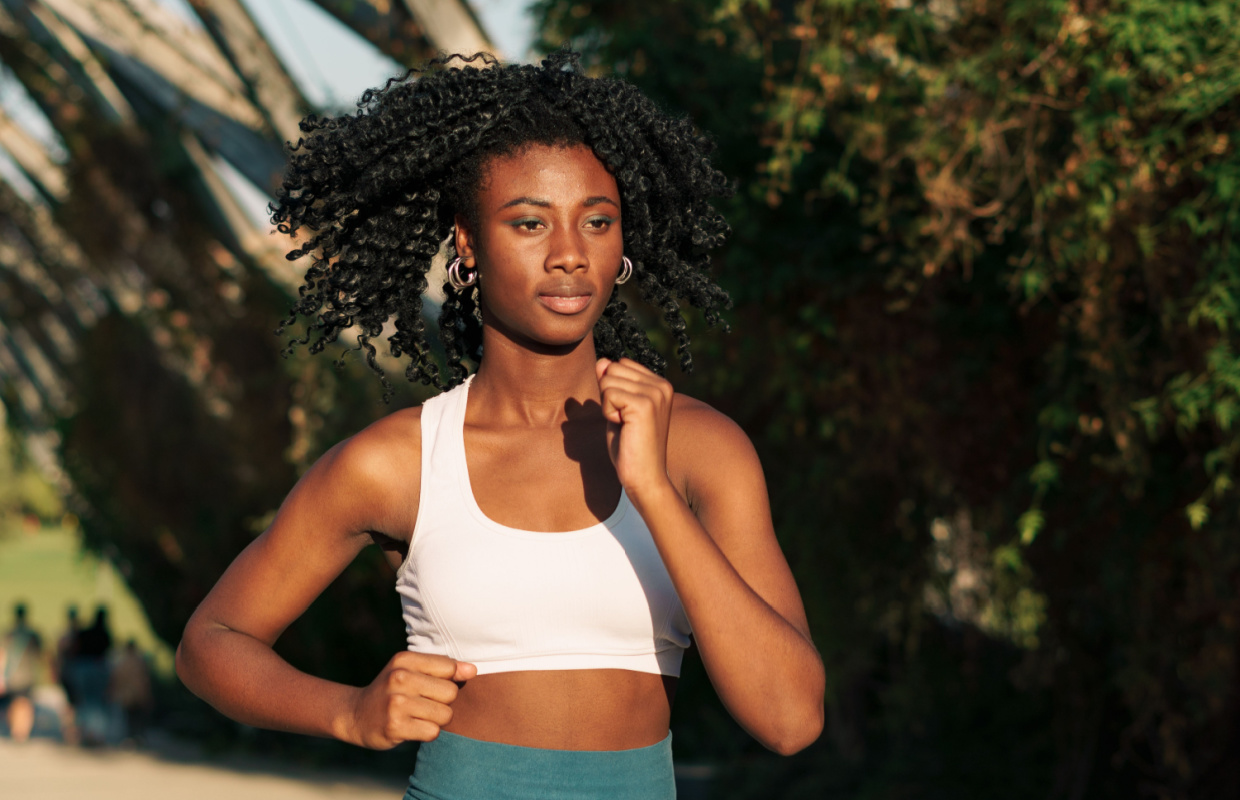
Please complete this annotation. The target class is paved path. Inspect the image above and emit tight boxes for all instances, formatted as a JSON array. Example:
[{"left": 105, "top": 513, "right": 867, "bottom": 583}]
[{"left": 0, "top": 737, "right": 408, "bottom": 800}]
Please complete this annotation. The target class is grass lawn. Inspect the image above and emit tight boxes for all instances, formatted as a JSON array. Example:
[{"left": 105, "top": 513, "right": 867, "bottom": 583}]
[{"left": 0, "top": 523, "right": 174, "bottom": 676}]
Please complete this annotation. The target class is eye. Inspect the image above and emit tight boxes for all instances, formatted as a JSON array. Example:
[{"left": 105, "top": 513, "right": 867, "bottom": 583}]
[
  {"left": 584, "top": 215, "right": 617, "bottom": 230},
  {"left": 508, "top": 217, "right": 545, "bottom": 232}
]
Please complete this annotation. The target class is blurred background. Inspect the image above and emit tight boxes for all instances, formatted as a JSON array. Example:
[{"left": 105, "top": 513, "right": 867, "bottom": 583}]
[{"left": 0, "top": 1, "right": 1237, "bottom": 798}]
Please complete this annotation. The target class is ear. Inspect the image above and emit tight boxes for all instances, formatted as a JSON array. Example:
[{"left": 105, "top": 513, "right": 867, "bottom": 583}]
[{"left": 454, "top": 213, "right": 477, "bottom": 267}]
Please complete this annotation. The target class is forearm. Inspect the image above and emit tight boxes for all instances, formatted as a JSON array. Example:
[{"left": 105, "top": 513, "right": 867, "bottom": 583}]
[
  {"left": 176, "top": 622, "right": 362, "bottom": 745},
  {"left": 629, "top": 481, "right": 825, "bottom": 754}
]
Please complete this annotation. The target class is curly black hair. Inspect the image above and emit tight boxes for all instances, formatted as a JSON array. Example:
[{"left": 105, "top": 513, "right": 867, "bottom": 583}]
[{"left": 270, "top": 50, "right": 732, "bottom": 396}]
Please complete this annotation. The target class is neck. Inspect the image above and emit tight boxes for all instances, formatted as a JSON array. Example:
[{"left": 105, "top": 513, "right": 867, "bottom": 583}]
[{"left": 469, "top": 328, "right": 603, "bottom": 428}]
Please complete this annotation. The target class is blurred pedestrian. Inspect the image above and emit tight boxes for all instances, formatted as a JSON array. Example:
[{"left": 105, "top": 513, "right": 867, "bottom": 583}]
[
  {"left": 74, "top": 605, "right": 114, "bottom": 745},
  {"left": 53, "top": 605, "right": 81, "bottom": 742},
  {"left": 76, "top": 605, "right": 112, "bottom": 660},
  {"left": 108, "top": 639, "right": 153, "bottom": 743},
  {"left": 1, "top": 602, "right": 43, "bottom": 742}
]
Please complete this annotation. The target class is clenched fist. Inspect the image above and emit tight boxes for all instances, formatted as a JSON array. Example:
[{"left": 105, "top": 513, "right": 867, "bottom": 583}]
[
  {"left": 343, "top": 651, "right": 475, "bottom": 750},
  {"left": 596, "top": 357, "right": 675, "bottom": 500}
]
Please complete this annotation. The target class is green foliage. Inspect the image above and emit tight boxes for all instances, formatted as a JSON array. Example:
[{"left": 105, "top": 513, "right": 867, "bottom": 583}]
[
  {"left": 0, "top": 417, "right": 62, "bottom": 533},
  {"left": 539, "top": 0, "right": 1240, "bottom": 795}
]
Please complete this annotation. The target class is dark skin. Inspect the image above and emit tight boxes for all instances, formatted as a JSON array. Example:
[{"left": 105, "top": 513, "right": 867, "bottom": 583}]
[{"left": 176, "top": 144, "right": 825, "bottom": 754}]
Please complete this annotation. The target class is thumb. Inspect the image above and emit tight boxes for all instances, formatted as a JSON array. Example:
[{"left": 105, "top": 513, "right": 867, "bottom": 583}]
[
  {"left": 595, "top": 358, "right": 612, "bottom": 382},
  {"left": 452, "top": 661, "right": 477, "bottom": 682}
]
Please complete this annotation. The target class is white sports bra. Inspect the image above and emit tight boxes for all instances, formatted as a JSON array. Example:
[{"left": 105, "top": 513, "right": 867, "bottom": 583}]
[{"left": 395, "top": 376, "right": 692, "bottom": 676}]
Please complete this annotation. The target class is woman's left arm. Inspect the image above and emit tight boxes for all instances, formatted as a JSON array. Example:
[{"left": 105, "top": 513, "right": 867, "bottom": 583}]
[{"left": 597, "top": 359, "right": 825, "bottom": 755}]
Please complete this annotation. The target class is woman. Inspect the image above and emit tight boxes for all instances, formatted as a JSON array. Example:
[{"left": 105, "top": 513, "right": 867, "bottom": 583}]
[{"left": 176, "top": 51, "right": 824, "bottom": 799}]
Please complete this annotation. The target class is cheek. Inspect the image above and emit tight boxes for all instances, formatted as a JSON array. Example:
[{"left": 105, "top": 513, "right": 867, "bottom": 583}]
[
  {"left": 474, "top": 258, "right": 529, "bottom": 318},
  {"left": 599, "top": 227, "right": 625, "bottom": 262},
  {"left": 476, "top": 252, "right": 527, "bottom": 295}
]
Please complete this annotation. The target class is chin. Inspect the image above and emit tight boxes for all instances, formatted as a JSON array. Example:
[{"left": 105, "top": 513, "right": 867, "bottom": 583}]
[
  {"left": 522, "top": 321, "right": 599, "bottom": 353},
  {"left": 483, "top": 304, "right": 604, "bottom": 354},
  {"left": 537, "top": 331, "right": 594, "bottom": 352}
]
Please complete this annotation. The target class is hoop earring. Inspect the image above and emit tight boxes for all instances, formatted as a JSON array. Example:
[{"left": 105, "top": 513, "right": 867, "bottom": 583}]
[
  {"left": 447, "top": 257, "right": 476, "bottom": 290},
  {"left": 616, "top": 256, "right": 633, "bottom": 285}
]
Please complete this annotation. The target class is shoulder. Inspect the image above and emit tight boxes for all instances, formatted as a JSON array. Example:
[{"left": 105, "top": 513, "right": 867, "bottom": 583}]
[
  {"left": 667, "top": 393, "right": 764, "bottom": 507},
  {"left": 326, "top": 404, "right": 423, "bottom": 480},
  {"left": 283, "top": 402, "right": 426, "bottom": 540},
  {"left": 669, "top": 393, "right": 758, "bottom": 459}
]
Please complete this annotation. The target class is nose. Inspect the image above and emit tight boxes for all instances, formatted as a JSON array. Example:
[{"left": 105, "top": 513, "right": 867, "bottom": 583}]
[{"left": 545, "top": 224, "right": 587, "bottom": 273}]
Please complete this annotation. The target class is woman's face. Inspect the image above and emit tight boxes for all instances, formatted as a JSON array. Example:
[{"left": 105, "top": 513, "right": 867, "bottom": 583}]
[{"left": 456, "top": 143, "right": 624, "bottom": 352}]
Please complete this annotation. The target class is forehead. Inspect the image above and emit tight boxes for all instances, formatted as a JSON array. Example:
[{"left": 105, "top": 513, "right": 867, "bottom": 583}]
[{"left": 478, "top": 144, "right": 618, "bottom": 207}]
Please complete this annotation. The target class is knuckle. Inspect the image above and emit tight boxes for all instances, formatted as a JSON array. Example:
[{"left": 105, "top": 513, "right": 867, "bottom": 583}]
[
  {"left": 405, "top": 652, "right": 452, "bottom": 678},
  {"left": 424, "top": 704, "right": 453, "bottom": 729}
]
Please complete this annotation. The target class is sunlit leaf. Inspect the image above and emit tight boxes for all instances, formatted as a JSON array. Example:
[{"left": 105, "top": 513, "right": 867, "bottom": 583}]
[
  {"left": 1018, "top": 508, "right": 1045, "bottom": 545},
  {"left": 1186, "top": 501, "right": 1210, "bottom": 529}
]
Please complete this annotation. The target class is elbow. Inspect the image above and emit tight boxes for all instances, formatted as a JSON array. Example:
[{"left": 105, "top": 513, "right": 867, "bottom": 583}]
[
  {"left": 174, "top": 640, "right": 189, "bottom": 683},
  {"left": 174, "top": 640, "right": 191, "bottom": 690},
  {"left": 174, "top": 624, "right": 201, "bottom": 694},
  {"left": 763, "top": 660, "right": 826, "bottom": 756},
  {"left": 766, "top": 702, "right": 824, "bottom": 756}
]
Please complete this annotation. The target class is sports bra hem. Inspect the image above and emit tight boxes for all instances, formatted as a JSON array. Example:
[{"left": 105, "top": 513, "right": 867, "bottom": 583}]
[{"left": 463, "top": 648, "right": 684, "bottom": 677}]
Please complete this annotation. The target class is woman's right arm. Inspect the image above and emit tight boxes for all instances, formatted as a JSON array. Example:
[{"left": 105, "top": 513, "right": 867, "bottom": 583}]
[{"left": 175, "top": 409, "right": 475, "bottom": 749}]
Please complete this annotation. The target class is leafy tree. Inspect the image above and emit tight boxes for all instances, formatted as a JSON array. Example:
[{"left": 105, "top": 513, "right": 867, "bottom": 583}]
[
  {"left": 0, "top": 0, "right": 445, "bottom": 690},
  {"left": 538, "top": 1, "right": 1240, "bottom": 797},
  {"left": 0, "top": 411, "right": 62, "bottom": 534}
]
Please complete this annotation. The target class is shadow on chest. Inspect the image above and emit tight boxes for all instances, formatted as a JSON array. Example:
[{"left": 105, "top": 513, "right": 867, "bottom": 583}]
[{"left": 464, "top": 416, "right": 621, "bottom": 532}]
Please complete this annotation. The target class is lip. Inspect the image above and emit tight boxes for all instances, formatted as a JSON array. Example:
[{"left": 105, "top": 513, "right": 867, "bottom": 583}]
[
  {"left": 537, "top": 286, "right": 594, "bottom": 315},
  {"left": 537, "top": 294, "right": 593, "bottom": 314}
]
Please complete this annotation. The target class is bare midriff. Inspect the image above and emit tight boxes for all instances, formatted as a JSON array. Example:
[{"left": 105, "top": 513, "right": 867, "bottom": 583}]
[{"left": 442, "top": 669, "right": 676, "bottom": 750}]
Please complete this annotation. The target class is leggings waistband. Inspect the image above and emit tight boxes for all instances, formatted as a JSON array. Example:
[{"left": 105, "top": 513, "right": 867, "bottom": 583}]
[{"left": 404, "top": 730, "right": 675, "bottom": 800}]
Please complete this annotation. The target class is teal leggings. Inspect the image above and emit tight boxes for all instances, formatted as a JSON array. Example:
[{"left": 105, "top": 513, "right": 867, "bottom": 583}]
[{"left": 404, "top": 730, "right": 676, "bottom": 800}]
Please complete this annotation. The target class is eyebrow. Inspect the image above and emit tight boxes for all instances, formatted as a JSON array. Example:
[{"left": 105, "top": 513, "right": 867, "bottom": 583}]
[
  {"left": 498, "top": 195, "right": 620, "bottom": 210},
  {"left": 499, "top": 196, "right": 550, "bottom": 209}
]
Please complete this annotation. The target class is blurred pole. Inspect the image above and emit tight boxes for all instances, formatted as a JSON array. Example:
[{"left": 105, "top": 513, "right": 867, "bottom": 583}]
[
  {"left": 186, "top": 0, "right": 309, "bottom": 145},
  {"left": 0, "top": 107, "right": 66, "bottom": 202},
  {"left": 310, "top": 0, "right": 494, "bottom": 65},
  {"left": 402, "top": 0, "right": 492, "bottom": 56}
]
